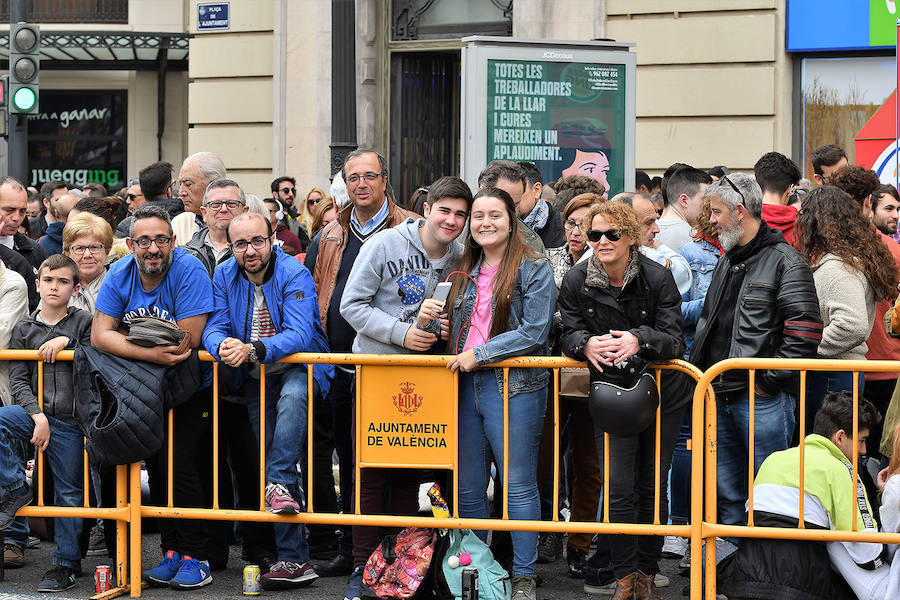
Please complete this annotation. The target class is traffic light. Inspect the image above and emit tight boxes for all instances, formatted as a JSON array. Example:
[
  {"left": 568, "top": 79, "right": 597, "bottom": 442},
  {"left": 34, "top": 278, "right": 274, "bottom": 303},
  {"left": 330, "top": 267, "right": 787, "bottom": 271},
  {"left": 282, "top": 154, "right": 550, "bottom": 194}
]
[{"left": 9, "top": 23, "right": 39, "bottom": 114}]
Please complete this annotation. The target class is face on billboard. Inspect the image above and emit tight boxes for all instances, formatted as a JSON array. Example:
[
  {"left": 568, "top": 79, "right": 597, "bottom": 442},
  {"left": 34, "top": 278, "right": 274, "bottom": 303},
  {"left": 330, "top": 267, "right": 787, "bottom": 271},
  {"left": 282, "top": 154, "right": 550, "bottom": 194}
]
[{"left": 562, "top": 150, "right": 610, "bottom": 198}]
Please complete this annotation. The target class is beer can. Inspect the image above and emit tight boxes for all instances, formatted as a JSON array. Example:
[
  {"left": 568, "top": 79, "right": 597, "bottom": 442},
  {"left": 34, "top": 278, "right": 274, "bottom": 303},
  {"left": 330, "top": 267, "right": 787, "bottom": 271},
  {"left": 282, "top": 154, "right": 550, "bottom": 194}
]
[
  {"left": 243, "top": 564, "right": 262, "bottom": 596},
  {"left": 95, "top": 565, "right": 112, "bottom": 593},
  {"left": 461, "top": 567, "right": 478, "bottom": 600}
]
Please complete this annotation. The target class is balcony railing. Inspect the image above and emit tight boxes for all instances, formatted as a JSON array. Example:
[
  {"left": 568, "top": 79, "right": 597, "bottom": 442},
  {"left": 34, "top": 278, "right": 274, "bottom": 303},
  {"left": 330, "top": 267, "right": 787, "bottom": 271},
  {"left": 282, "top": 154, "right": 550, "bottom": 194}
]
[{"left": 0, "top": 0, "right": 127, "bottom": 24}]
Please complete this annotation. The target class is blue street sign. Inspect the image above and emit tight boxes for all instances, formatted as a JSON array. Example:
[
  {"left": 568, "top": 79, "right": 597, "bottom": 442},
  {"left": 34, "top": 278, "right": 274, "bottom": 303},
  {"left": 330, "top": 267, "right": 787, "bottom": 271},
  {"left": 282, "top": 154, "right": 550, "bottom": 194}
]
[{"left": 198, "top": 2, "right": 230, "bottom": 31}]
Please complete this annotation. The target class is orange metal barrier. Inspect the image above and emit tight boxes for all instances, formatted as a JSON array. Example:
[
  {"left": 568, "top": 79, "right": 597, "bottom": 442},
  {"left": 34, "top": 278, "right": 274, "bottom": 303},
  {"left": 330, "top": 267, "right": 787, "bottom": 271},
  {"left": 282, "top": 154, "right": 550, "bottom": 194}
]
[
  {"left": 4, "top": 349, "right": 704, "bottom": 598},
  {"left": 693, "top": 358, "right": 900, "bottom": 600}
]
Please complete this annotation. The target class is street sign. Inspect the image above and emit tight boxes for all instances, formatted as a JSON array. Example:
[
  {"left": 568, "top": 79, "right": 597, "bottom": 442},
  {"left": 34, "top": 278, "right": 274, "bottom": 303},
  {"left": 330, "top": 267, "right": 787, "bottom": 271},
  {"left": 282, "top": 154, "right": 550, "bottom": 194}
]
[{"left": 197, "top": 2, "right": 229, "bottom": 31}]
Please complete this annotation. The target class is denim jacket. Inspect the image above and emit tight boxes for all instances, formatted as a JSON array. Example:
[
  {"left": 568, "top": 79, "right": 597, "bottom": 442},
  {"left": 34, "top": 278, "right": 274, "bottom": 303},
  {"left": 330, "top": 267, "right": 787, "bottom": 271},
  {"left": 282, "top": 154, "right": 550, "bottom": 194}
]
[
  {"left": 450, "top": 256, "right": 556, "bottom": 396},
  {"left": 677, "top": 238, "right": 720, "bottom": 353}
]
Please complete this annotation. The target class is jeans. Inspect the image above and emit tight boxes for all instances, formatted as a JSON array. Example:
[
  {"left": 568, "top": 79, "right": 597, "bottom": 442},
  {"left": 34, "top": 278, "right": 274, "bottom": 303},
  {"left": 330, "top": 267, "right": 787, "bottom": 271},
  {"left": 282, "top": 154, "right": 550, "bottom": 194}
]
[
  {"left": 716, "top": 387, "right": 796, "bottom": 528},
  {"left": 0, "top": 406, "right": 84, "bottom": 570},
  {"left": 458, "top": 370, "right": 545, "bottom": 577},
  {"left": 4, "top": 437, "right": 29, "bottom": 549},
  {"left": 669, "top": 411, "right": 693, "bottom": 523},
  {"left": 593, "top": 405, "right": 685, "bottom": 579},
  {"left": 245, "top": 366, "right": 316, "bottom": 564}
]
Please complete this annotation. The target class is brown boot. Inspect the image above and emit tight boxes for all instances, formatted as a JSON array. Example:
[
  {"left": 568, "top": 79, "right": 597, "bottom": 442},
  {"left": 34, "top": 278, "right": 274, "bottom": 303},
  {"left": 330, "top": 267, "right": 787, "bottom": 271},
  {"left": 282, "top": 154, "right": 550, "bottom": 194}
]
[
  {"left": 632, "top": 570, "right": 660, "bottom": 600},
  {"left": 610, "top": 572, "right": 636, "bottom": 600}
]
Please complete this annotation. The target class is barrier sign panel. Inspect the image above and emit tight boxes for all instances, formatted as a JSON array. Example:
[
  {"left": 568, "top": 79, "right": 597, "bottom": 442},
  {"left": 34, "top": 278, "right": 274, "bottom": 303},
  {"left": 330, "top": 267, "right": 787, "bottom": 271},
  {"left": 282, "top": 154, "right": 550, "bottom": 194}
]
[{"left": 357, "top": 365, "right": 456, "bottom": 467}]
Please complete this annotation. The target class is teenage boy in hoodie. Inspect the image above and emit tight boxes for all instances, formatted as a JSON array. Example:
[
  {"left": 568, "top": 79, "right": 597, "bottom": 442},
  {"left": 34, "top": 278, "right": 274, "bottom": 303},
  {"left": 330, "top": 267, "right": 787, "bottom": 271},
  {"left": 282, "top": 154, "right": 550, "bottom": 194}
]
[
  {"left": 0, "top": 254, "right": 92, "bottom": 592},
  {"left": 754, "top": 152, "right": 801, "bottom": 245},
  {"left": 338, "top": 175, "right": 472, "bottom": 600}
]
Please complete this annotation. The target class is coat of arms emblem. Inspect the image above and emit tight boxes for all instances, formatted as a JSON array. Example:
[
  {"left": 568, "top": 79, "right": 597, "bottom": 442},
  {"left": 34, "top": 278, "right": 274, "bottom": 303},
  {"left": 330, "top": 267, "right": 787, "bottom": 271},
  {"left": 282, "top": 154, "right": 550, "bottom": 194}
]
[{"left": 393, "top": 381, "right": 422, "bottom": 415}]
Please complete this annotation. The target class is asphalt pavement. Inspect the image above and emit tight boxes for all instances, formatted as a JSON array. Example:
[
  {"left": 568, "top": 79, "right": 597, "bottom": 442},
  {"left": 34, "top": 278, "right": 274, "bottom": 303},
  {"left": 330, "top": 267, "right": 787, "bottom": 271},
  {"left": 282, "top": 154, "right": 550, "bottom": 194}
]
[{"left": 0, "top": 532, "right": 694, "bottom": 600}]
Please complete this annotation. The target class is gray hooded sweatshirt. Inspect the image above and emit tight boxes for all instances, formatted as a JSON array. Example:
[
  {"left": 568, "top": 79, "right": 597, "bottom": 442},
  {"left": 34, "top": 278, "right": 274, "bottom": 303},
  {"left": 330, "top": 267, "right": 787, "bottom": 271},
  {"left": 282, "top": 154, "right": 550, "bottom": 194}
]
[{"left": 340, "top": 217, "right": 464, "bottom": 355}]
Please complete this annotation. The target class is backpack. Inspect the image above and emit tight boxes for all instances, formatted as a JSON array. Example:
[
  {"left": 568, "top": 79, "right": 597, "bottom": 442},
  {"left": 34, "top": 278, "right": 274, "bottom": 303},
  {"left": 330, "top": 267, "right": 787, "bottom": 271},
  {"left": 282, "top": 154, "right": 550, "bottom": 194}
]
[
  {"left": 433, "top": 529, "right": 511, "bottom": 600},
  {"left": 364, "top": 527, "right": 444, "bottom": 599}
]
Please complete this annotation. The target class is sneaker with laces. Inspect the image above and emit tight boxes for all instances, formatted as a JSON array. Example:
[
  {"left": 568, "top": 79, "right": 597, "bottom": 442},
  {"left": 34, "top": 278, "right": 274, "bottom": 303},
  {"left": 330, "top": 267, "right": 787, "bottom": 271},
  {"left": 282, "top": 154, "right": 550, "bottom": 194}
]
[
  {"left": 662, "top": 535, "right": 688, "bottom": 559},
  {"left": 344, "top": 565, "right": 364, "bottom": 600},
  {"left": 265, "top": 482, "right": 300, "bottom": 515},
  {"left": 0, "top": 483, "right": 32, "bottom": 530},
  {"left": 262, "top": 560, "right": 319, "bottom": 589},
  {"left": 168, "top": 555, "right": 213, "bottom": 589},
  {"left": 567, "top": 547, "right": 586, "bottom": 578},
  {"left": 536, "top": 532, "right": 563, "bottom": 563},
  {"left": 143, "top": 550, "right": 182, "bottom": 586},
  {"left": 512, "top": 575, "right": 537, "bottom": 600},
  {"left": 87, "top": 525, "right": 107, "bottom": 557},
  {"left": 37, "top": 565, "right": 78, "bottom": 592},
  {"left": 4, "top": 543, "right": 24, "bottom": 568}
]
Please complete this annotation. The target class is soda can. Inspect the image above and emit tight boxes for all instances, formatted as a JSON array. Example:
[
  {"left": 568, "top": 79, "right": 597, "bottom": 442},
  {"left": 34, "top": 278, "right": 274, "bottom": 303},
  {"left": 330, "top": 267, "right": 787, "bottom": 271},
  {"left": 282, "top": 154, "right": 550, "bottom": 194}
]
[
  {"left": 461, "top": 567, "right": 478, "bottom": 600},
  {"left": 95, "top": 565, "right": 112, "bottom": 593},
  {"left": 243, "top": 564, "right": 262, "bottom": 596}
]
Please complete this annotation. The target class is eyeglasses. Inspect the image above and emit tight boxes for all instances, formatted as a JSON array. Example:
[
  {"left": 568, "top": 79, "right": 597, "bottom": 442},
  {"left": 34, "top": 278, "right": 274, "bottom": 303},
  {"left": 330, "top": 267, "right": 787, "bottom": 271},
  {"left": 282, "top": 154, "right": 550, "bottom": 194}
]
[
  {"left": 722, "top": 175, "right": 745, "bottom": 203},
  {"left": 230, "top": 236, "right": 269, "bottom": 253},
  {"left": 280, "top": 187, "right": 296, "bottom": 195},
  {"left": 204, "top": 200, "right": 244, "bottom": 212},
  {"left": 132, "top": 236, "right": 172, "bottom": 249},
  {"left": 345, "top": 171, "right": 383, "bottom": 185},
  {"left": 563, "top": 218, "right": 581, "bottom": 232},
  {"left": 307, "top": 197, "right": 321, "bottom": 206},
  {"left": 68, "top": 244, "right": 105, "bottom": 255},
  {"left": 585, "top": 228, "right": 623, "bottom": 242}
]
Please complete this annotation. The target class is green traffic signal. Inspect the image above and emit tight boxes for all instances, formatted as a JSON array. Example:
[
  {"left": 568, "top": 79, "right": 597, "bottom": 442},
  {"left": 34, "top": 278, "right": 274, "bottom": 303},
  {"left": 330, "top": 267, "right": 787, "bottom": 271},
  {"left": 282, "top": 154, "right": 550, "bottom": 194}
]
[{"left": 12, "top": 86, "right": 36, "bottom": 112}]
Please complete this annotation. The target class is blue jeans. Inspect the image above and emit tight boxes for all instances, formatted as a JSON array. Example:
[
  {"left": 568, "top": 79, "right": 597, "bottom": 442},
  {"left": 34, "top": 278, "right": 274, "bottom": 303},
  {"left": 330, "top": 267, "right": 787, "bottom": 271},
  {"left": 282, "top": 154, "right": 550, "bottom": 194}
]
[
  {"left": 805, "top": 371, "right": 865, "bottom": 435},
  {"left": 716, "top": 387, "right": 796, "bottom": 528},
  {"left": 4, "top": 437, "right": 29, "bottom": 549},
  {"left": 458, "top": 370, "right": 545, "bottom": 577},
  {"left": 245, "top": 366, "right": 315, "bottom": 564},
  {"left": 0, "top": 405, "right": 83, "bottom": 570}
]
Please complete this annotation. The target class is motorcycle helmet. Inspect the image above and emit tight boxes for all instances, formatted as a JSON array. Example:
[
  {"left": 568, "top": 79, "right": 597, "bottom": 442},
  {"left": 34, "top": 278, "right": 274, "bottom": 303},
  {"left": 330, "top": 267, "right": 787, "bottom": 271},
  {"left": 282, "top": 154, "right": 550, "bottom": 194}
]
[{"left": 588, "top": 371, "right": 659, "bottom": 436}]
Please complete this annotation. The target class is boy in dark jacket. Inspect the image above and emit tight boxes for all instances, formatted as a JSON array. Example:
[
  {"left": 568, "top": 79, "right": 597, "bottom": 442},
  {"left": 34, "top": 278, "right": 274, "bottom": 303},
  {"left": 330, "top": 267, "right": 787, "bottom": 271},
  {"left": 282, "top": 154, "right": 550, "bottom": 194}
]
[{"left": 0, "top": 254, "right": 92, "bottom": 592}]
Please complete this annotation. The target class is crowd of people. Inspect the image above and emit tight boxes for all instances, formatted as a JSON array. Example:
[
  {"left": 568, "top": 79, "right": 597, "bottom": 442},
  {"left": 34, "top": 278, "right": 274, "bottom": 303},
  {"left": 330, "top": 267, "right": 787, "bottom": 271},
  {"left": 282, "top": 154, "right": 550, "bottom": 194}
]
[{"left": 0, "top": 144, "right": 898, "bottom": 600}]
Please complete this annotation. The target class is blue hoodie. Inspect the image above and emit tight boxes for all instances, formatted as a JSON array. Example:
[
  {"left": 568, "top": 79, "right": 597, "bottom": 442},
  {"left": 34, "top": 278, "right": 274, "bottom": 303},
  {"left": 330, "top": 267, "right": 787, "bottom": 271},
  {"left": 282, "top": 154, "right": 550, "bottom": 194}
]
[{"left": 203, "top": 245, "right": 334, "bottom": 397}]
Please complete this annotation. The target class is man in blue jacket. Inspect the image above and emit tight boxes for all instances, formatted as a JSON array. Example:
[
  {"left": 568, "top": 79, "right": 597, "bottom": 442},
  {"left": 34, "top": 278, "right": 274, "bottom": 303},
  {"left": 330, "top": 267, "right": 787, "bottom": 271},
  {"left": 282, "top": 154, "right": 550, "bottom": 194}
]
[{"left": 203, "top": 212, "right": 333, "bottom": 591}]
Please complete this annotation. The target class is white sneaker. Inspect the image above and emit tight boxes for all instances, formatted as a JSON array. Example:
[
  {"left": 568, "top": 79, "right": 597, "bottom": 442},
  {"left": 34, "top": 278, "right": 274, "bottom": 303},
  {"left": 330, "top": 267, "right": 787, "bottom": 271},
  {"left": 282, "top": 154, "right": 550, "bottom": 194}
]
[{"left": 661, "top": 535, "right": 687, "bottom": 559}]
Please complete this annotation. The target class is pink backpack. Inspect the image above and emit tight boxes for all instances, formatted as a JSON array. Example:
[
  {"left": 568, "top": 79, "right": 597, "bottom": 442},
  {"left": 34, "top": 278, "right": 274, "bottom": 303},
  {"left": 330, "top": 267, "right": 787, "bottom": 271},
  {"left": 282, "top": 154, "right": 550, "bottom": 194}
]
[{"left": 364, "top": 527, "right": 439, "bottom": 599}]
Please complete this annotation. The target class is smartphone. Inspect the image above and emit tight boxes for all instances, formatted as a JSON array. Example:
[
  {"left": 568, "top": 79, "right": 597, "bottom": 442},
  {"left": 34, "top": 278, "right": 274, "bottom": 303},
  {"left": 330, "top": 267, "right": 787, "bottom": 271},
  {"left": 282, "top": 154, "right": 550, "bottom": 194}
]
[{"left": 432, "top": 281, "right": 452, "bottom": 305}]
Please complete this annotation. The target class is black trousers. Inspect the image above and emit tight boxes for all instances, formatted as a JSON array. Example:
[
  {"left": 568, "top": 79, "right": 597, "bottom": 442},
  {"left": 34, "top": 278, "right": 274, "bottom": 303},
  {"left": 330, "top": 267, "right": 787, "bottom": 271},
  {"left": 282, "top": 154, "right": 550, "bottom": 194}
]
[
  {"left": 204, "top": 399, "right": 276, "bottom": 567},
  {"left": 325, "top": 369, "right": 355, "bottom": 557},
  {"left": 593, "top": 405, "right": 685, "bottom": 579},
  {"left": 863, "top": 377, "right": 896, "bottom": 460},
  {"left": 306, "top": 388, "right": 340, "bottom": 548}
]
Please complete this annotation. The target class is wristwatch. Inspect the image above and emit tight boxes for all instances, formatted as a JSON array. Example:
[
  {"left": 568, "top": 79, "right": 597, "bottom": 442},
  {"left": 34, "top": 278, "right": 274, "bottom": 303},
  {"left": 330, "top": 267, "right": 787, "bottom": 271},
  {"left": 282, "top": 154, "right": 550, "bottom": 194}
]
[{"left": 247, "top": 344, "right": 258, "bottom": 362}]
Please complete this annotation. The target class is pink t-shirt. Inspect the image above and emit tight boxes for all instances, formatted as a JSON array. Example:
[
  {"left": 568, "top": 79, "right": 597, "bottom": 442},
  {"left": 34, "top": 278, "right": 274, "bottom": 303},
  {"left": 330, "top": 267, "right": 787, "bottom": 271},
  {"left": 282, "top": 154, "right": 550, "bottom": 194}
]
[{"left": 462, "top": 263, "right": 498, "bottom": 352}]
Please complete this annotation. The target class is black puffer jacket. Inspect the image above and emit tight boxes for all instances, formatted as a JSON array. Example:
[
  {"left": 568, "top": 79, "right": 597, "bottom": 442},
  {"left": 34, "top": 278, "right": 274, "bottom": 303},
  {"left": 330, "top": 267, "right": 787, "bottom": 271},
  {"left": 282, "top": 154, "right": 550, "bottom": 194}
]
[
  {"left": 559, "top": 250, "right": 687, "bottom": 411},
  {"left": 74, "top": 346, "right": 201, "bottom": 466},
  {"left": 689, "top": 223, "right": 822, "bottom": 395}
]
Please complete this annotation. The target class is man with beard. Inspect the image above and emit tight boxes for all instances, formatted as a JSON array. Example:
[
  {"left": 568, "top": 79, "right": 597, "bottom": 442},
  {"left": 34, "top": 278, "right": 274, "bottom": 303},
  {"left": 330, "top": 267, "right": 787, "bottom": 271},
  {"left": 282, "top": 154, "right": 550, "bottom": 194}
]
[
  {"left": 92, "top": 204, "right": 216, "bottom": 589},
  {"left": 873, "top": 184, "right": 899, "bottom": 238},
  {"left": 690, "top": 173, "right": 822, "bottom": 549},
  {"left": 203, "top": 212, "right": 332, "bottom": 590}
]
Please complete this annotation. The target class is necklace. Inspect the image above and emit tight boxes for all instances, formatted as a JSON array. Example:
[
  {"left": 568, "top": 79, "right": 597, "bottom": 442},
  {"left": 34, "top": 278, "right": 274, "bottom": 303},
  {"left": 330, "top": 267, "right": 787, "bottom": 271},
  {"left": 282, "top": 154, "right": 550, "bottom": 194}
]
[{"left": 482, "top": 258, "right": 498, "bottom": 268}]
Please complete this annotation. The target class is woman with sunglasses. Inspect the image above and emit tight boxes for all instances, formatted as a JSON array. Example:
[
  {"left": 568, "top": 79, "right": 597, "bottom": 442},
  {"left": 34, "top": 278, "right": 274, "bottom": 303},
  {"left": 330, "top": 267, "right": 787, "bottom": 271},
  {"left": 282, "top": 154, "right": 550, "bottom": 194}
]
[
  {"left": 558, "top": 202, "right": 685, "bottom": 600},
  {"left": 444, "top": 187, "right": 556, "bottom": 600},
  {"left": 794, "top": 186, "right": 897, "bottom": 422}
]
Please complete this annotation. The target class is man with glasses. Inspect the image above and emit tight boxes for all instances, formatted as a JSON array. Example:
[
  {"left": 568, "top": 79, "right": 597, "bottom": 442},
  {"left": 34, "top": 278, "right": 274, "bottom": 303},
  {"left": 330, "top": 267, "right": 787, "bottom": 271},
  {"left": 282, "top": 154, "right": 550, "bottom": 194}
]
[
  {"left": 305, "top": 149, "right": 416, "bottom": 581},
  {"left": 270, "top": 176, "right": 304, "bottom": 237},
  {"left": 184, "top": 178, "right": 248, "bottom": 276},
  {"left": 811, "top": 144, "right": 849, "bottom": 186},
  {"left": 204, "top": 211, "right": 332, "bottom": 589},
  {"left": 690, "top": 173, "right": 821, "bottom": 553},
  {"left": 92, "top": 204, "right": 217, "bottom": 589}
]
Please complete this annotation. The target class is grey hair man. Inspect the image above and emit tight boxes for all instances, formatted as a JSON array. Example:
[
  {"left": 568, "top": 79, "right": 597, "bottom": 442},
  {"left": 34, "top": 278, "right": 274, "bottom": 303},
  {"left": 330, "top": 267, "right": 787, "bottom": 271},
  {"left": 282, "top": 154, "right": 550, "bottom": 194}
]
[
  {"left": 173, "top": 152, "right": 227, "bottom": 246},
  {"left": 690, "top": 172, "right": 822, "bottom": 536}
]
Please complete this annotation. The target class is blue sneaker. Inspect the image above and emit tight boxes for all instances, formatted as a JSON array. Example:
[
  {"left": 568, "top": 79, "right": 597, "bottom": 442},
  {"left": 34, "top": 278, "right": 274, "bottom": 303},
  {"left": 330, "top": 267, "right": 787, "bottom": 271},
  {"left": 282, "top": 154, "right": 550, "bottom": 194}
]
[
  {"left": 344, "top": 565, "right": 364, "bottom": 600},
  {"left": 168, "top": 556, "right": 213, "bottom": 589},
  {"left": 143, "top": 550, "right": 181, "bottom": 586}
]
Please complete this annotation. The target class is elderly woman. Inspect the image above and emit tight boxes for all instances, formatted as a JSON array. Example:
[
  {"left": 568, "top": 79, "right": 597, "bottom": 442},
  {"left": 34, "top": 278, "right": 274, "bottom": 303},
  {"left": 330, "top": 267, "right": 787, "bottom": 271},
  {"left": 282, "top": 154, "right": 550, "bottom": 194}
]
[
  {"left": 558, "top": 202, "right": 685, "bottom": 600},
  {"left": 62, "top": 212, "right": 113, "bottom": 313}
]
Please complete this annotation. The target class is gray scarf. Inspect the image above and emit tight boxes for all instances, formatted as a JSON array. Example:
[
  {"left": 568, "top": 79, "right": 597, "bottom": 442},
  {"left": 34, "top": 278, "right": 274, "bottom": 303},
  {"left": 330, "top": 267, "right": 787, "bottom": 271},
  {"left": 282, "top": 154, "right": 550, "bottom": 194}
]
[
  {"left": 586, "top": 248, "right": 640, "bottom": 289},
  {"left": 523, "top": 198, "right": 550, "bottom": 231}
]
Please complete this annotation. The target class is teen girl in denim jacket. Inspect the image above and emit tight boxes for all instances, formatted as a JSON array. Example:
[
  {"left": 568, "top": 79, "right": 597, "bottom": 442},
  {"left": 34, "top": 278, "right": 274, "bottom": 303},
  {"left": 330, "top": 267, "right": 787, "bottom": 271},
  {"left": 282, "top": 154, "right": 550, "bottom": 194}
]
[{"left": 442, "top": 187, "right": 556, "bottom": 599}]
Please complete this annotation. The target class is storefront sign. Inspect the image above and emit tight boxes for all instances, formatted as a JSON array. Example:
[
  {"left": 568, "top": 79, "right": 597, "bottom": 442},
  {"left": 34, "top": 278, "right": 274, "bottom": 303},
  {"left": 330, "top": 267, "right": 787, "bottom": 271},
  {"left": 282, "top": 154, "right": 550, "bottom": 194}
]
[
  {"left": 28, "top": 90, "right": 127, "bottom": 191},
  {"left": 198, "top": 2, "right": 230, "bottom": 31},
  {"left": 357, "top": 366, "right": 456, "bottom": 468}
]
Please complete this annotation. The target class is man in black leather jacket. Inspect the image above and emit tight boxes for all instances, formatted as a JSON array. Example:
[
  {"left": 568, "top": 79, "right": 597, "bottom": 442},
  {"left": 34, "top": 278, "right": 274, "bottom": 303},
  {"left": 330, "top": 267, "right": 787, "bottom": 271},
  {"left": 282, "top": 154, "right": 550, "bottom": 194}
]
[{"left": 690, "top": 173, "right": 822, "bottom": 535}]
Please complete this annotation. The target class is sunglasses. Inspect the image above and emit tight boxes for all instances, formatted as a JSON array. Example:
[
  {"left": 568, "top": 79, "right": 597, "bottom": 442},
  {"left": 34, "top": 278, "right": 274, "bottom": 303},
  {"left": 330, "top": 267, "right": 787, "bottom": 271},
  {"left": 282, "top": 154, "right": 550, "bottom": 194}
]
[{"left": 585, "top": 228, "right": 622, "bottom": 242}]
